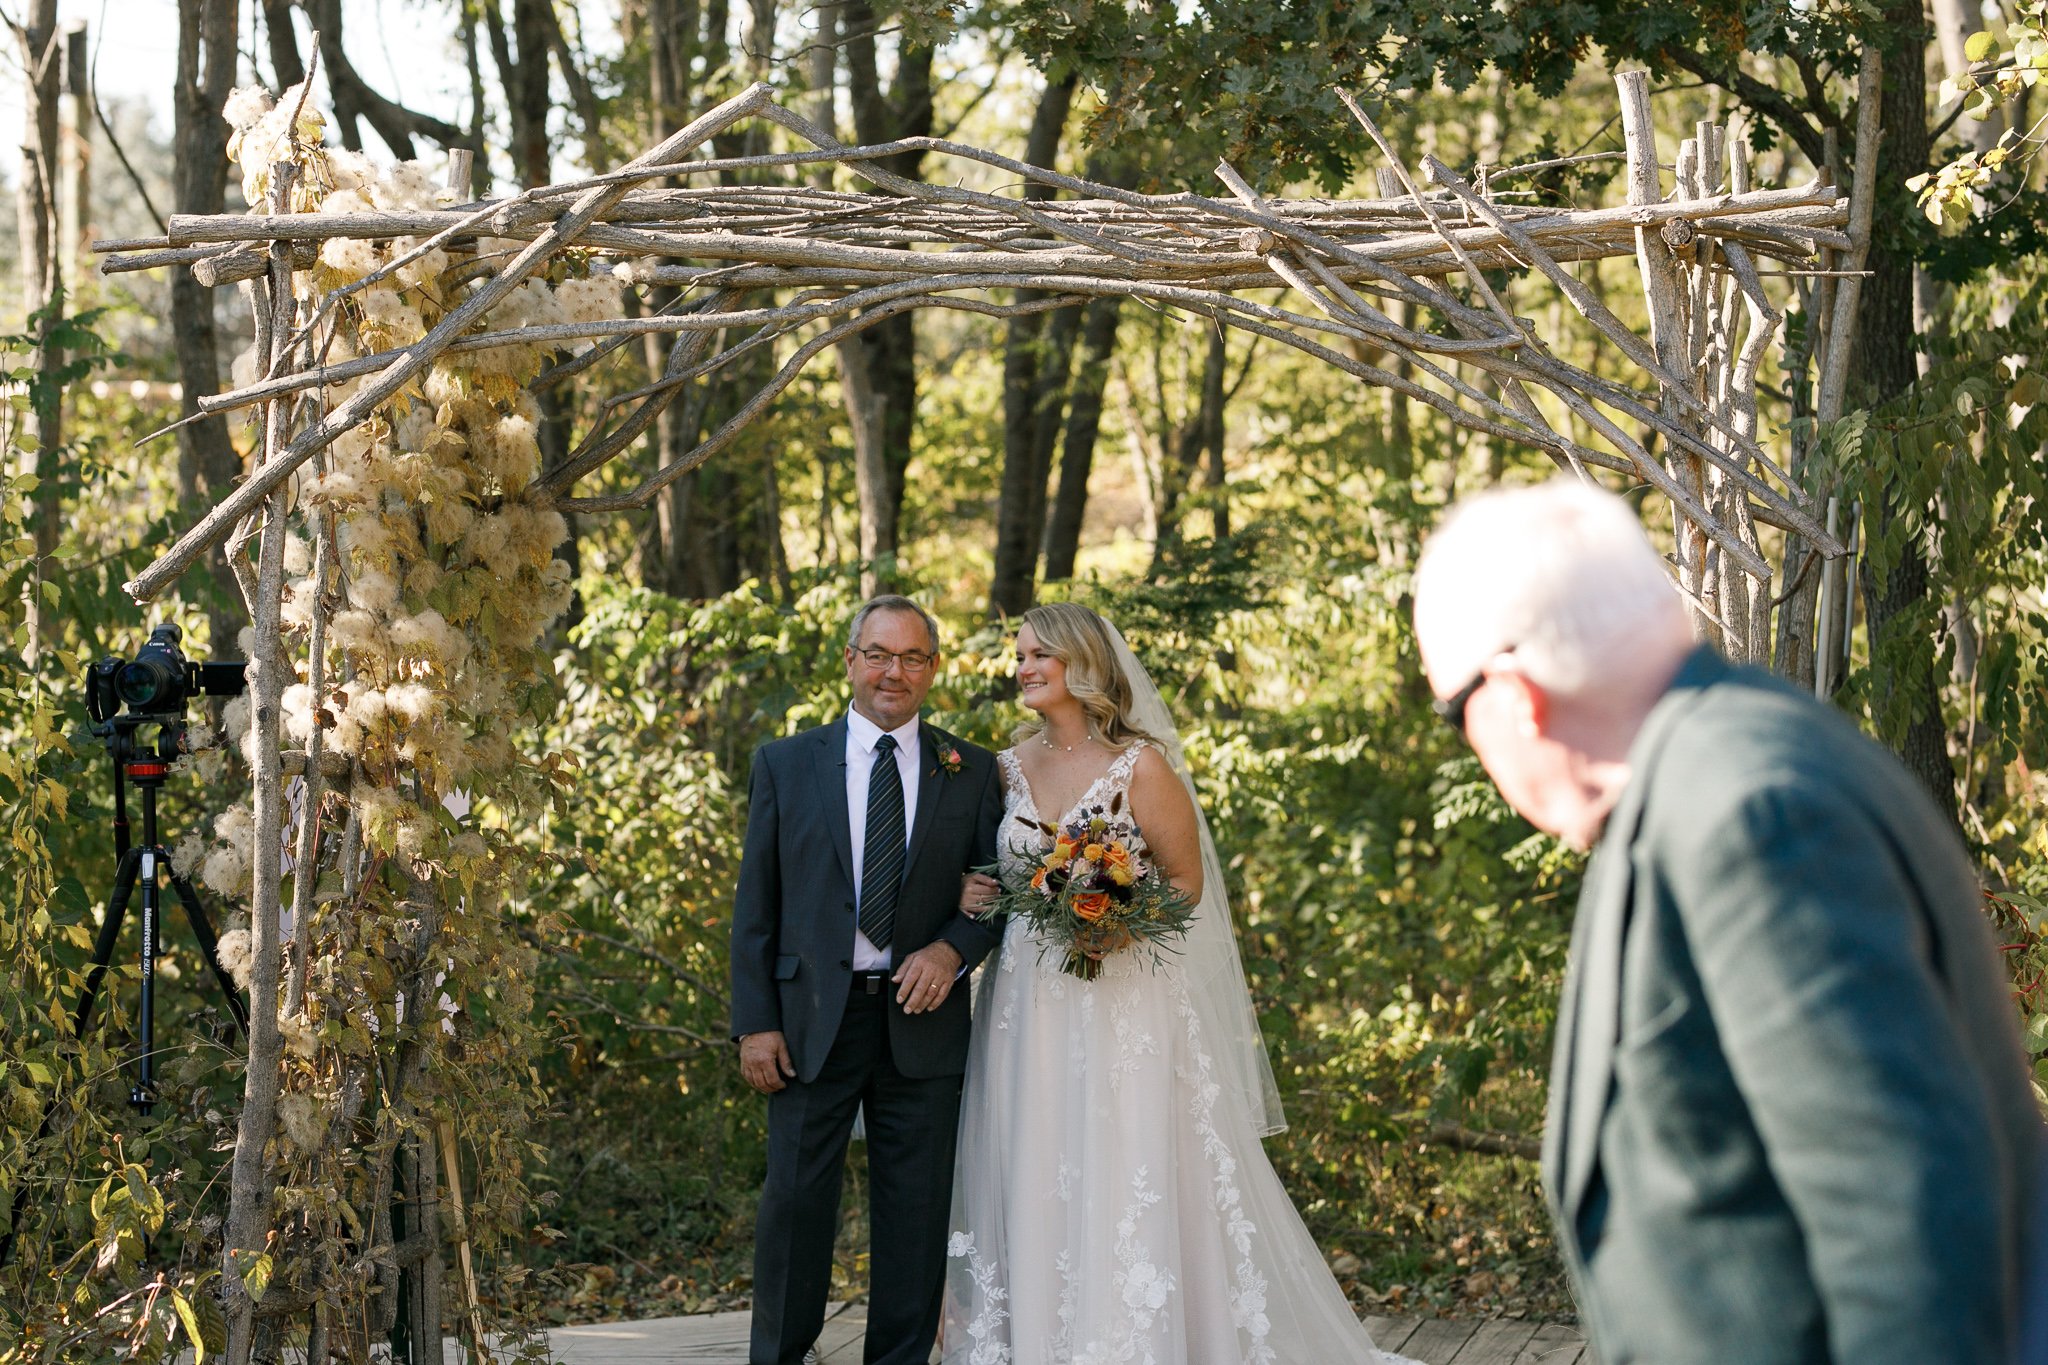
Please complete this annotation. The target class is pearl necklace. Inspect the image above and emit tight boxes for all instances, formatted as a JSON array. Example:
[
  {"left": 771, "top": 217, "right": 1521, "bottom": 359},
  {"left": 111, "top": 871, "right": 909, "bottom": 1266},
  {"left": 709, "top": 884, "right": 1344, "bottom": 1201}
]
[{"left": 1038, "top": 730, "right": 1096, "bottom": 753}]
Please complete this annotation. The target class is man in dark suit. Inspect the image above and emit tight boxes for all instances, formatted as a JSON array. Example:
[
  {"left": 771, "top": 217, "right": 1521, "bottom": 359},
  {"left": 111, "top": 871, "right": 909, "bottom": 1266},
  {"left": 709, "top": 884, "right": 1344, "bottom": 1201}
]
[
  {"left": 730, "top": 595, "right": 1003, "bottom": 1365},
  {"left": 1412, "top": 480, "right": 2042, "bottom": 1365}
]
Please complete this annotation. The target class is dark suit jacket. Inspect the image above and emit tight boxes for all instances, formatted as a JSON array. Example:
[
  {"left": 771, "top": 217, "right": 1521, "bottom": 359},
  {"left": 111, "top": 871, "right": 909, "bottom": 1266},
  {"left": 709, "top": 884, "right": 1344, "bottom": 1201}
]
[
  {"left": 1543, "top": 648, "right": 2042, "bottom": 1365},
  {"left": 729, "top": 717, "right": 1003, "bottom": 1082}
]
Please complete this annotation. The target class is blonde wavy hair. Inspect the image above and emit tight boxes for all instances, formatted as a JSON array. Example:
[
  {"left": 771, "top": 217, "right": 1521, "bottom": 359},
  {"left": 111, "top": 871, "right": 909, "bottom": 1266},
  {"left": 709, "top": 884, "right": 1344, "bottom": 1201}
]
[{"left": 1011, "top": 602, "right": 1168, "bottom": 751}]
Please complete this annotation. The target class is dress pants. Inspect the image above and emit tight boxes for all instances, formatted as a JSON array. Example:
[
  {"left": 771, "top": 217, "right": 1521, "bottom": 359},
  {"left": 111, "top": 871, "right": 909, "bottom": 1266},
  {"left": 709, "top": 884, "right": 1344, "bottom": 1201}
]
[{"left": 750, "top": 980, "right": 964, "bottom": 1365}]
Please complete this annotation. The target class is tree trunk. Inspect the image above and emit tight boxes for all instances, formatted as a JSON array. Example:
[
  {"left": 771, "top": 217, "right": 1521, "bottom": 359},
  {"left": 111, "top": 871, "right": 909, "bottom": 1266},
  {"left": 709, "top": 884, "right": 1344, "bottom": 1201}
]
[
  {"left": 61, "top": 23, "right": 91, "bottom": 291},
  {"left": 639, "top": 0, "right": 695, "bottom": 594},
  {"left": 172, "top": 0, "right": 242, "bottom": 655},
  {"left": 15, "top": 0, "right": 59, "bottom": 661},
  {"left": 988, "top": 74, "right": 1078, "bottom": 618},
  {"left": 837, "top": 1, "right": 931, "bottom": 595},
  {"left": 258, "top": 0, "right": 304, "bottom": 90},
  {"left": 1041, "top": 296, "right": 1122, "bottom": 581},
  {"left": 1149, "top": 327, "right": 1228, "bottom": 576},
  {"left": 460, "top": 1, "right": 491, "bottom": 196},
  {"left": 1857, "top": 3, "right": 1958, "bottom": 822}
]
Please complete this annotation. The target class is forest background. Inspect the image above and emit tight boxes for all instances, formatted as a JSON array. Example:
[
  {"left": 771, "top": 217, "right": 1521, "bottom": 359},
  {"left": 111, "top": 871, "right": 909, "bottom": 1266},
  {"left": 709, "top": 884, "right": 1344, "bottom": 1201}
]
[{"left": 3, "top": 0, "right": 2047, "bottom": 1353}]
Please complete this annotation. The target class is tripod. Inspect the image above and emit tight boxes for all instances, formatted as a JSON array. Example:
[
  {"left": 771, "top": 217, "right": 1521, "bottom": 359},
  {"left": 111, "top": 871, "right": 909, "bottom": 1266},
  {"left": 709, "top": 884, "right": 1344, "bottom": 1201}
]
[
  {"left": 0, "top": 712, "right": 249, "bottom": 1269},
  {"left": 85, "top": 714, "right": 252, "bottom": 1110}
]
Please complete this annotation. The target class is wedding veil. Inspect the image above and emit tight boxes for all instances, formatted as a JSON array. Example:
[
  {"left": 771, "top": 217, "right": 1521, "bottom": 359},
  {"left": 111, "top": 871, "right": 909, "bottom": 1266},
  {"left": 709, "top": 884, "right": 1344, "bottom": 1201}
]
[{"left": 1104, "top": 622, "right": 1287, "bottom": 1136}]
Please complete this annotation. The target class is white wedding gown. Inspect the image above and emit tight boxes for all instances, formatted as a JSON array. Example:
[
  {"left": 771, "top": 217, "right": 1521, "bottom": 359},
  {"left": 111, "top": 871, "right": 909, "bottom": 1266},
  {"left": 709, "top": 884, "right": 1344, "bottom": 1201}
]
[{"left": 943, "top": 745, "right": 1419, "bottom": 1365}]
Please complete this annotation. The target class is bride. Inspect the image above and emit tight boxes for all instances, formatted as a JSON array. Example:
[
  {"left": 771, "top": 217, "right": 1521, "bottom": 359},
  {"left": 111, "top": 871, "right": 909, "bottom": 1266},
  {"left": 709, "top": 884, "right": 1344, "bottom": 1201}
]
[{"left": 943, "top": 602, "right": 1419, "bottom": 1365}]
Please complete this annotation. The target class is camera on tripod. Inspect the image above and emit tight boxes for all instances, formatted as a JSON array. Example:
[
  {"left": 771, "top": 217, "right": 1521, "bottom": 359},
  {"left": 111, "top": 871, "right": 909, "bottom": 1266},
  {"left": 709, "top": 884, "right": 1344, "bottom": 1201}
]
[
  {"left": 76, "top": 623, "right": 250, "bottom": 1109},
  {"left": 86, "top": 621, "right": 246, "bottom": 727}
]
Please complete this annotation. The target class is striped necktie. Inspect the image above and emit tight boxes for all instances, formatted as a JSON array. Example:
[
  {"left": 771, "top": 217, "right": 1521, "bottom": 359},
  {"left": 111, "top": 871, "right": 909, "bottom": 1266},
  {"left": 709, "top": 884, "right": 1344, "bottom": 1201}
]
[{"left": 858, "top": 733, "right": 906, "bottom": 950}]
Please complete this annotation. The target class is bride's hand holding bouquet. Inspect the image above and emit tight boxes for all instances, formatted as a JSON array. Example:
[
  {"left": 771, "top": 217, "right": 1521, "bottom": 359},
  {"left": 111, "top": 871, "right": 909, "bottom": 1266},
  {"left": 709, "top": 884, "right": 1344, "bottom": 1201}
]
[{"left": 980, "top": 786, "right": 1197, "bottom": 981}]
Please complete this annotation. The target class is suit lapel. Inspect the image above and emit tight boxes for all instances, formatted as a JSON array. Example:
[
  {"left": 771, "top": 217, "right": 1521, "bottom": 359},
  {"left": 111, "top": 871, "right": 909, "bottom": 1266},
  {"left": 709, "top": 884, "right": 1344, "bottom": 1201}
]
[
  {"left": 900, "top": 726, "right": 947, "bottom": 880},
  {"left": 1555, "top": 825, "right": 1637, "bottom": 1224},
  {"left": 814, "top": 720, "right": 856, "bottom": 891},
  {"left": 1551, "top": 647, "right": 1727, "bottom": 1226}
]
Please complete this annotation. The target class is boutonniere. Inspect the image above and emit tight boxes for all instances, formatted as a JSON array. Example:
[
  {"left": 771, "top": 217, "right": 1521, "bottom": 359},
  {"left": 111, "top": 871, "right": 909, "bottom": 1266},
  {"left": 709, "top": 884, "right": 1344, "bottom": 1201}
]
[{"left": 935, "top": 741, "right": 964, "bottom": 777}]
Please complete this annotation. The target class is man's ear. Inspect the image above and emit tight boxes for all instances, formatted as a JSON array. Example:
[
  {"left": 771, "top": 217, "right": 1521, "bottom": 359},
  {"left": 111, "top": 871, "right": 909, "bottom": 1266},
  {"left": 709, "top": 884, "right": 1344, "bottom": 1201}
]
[{"left": 1501, "top": 669, "right": 1547, "bottom": 739}]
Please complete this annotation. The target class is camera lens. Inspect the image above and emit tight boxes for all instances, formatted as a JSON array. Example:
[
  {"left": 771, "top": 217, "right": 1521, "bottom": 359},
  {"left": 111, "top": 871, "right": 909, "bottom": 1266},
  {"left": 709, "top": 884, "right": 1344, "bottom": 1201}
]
[
  {"left": 116, "top": 657, "right": 185, "bottom": 708},
  {"left": 116, "top": 624, "right": 190, "bottom": 712}
]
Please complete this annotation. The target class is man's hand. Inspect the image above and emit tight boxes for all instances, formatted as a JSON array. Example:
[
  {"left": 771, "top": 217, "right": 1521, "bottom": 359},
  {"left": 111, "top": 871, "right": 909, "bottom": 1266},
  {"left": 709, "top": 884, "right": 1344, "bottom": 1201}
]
[
  {"left": 960, "top": 872, "right": 1000, "bottom": 918},
  {"left": 739, "top": 1030, "right": 795, "bottom": 1093},
  {"left": 894, "top": 941, "right": 965, "bottom": 1013}
]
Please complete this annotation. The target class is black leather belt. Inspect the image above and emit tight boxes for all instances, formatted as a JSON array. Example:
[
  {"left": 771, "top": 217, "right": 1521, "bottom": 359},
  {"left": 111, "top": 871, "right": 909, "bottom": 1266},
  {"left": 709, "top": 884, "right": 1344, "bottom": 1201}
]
[{"left": 851, "top": 970, "right": 892, "bottom": 995}]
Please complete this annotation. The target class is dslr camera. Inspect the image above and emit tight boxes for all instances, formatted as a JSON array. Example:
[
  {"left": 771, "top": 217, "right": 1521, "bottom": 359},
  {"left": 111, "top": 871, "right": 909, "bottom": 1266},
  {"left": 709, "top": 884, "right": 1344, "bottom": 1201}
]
[{"left": 86, "top": 623, "right": 245, "bottom": 725}]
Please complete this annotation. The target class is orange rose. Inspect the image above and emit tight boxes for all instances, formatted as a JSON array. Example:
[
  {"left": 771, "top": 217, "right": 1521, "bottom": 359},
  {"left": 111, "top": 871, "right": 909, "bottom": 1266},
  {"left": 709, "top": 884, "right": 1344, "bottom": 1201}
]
[
  {"left": 1045, "top": 837, "right": 1079, "bottom": 869},
  {"left": 1030, "top": 866, "right": 1050, "bottom": 892},
  {"left": 1101, "top": 842, "right": 1136, "bottom": 887},
  {"left": 1072, "top": 891, "right": 1112, "bottom": 922}
]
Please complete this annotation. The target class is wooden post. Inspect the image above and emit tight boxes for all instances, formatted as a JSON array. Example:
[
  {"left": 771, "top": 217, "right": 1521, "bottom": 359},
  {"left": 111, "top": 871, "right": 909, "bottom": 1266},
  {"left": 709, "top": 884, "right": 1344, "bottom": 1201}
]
[
  {"left": 1811, "top": 47, "right": 1883, "bottom": 696},
  {"left": 223, "top": 160, "right": 300, "bottom": 1365},
  {"left": 1617, "top": 69, "right": 1715, "bottom": 645},
  {"left": 62, "top": 22, "right": 91, "bottom": 290}
]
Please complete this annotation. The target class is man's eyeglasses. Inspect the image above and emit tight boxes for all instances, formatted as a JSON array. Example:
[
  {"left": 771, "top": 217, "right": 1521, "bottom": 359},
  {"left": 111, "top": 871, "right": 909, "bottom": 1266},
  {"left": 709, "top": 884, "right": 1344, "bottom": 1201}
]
[
  {"left": 854, "top": 646, "right": 937, "bottom": 674},
  {"left": 1432, "top": 646, "right": 1515, "bottom": 735}
]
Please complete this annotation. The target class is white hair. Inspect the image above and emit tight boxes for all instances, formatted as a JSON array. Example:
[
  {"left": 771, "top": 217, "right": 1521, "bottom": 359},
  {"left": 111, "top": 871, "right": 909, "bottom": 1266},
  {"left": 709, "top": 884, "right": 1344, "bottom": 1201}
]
[{"left": 1413, "top": 479, "right": 1689, "bottom": 698}]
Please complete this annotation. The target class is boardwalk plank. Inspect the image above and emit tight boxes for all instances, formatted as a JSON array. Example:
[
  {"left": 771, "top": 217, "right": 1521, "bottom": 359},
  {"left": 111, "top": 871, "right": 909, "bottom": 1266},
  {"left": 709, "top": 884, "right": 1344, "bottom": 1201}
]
[
  {"left": 1400, "top": 1317, "right": 1481, "bottom": 1364},
  {"left": 1514, "top": 1320, "right": 1589, "bottom": 1365},
  {"left": 1445, "top": 1318, "right": 1541, "bottom": 1364},
  {"left": 507, "top": 1307, "right": 1584, "bottom": 1365},
  {"left": 1365, "top": 1313, "right": 1425, "bottom": 1350}
]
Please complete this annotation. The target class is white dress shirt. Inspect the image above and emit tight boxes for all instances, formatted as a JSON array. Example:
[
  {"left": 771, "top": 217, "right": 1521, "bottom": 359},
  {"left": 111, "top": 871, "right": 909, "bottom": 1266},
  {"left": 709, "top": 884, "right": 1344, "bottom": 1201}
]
[{"left": 846, "top": 709, "right": 921, "bottom": 970}]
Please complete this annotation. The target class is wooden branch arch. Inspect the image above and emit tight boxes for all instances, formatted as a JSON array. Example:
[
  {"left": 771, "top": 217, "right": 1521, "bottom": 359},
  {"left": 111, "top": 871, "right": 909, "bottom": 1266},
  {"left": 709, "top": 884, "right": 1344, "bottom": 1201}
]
[{"left": 100, "top": 65, "right": 1880, "bottom": 666}]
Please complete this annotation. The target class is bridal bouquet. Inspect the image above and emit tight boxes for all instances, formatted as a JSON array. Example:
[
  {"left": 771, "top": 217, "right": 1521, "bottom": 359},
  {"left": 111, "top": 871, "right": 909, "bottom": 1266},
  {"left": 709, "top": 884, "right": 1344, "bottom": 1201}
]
[{"left": 985, "top": 794, "right": 1198, "bottom": 980}]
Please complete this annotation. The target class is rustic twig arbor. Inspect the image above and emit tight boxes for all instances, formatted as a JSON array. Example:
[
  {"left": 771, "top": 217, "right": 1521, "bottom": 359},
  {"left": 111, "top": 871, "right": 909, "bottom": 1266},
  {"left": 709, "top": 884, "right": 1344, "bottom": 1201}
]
[{"left": 90, "top": 62, "right": 1876, "bottom": 1363}]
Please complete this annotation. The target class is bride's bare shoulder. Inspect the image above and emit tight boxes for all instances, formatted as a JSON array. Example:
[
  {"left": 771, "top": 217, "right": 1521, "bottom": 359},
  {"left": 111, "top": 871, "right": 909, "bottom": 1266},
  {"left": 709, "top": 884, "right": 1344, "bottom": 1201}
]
[{"left": 1126, "top": 744, "right": 1189, "bottom": 813}]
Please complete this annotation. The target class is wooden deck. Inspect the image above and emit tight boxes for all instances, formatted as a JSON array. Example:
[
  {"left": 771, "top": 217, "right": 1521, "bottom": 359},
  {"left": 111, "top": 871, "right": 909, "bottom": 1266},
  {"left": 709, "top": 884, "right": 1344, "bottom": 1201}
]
[{"left": 531, "top": 1304, "right": 1592, "bottom": 1363}]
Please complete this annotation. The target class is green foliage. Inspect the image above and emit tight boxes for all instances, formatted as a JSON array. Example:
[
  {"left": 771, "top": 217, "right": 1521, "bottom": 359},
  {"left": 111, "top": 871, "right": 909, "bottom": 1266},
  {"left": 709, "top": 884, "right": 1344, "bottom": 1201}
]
[
  {"left": 0, "top": 304, "right": 215, "bottom": 1361},
  {"left": 1912, "top": 1, "right": 2048, "bottom": 230},
  {"left": 1810, "top": 278, "right": 2048, "bottom": 846}
]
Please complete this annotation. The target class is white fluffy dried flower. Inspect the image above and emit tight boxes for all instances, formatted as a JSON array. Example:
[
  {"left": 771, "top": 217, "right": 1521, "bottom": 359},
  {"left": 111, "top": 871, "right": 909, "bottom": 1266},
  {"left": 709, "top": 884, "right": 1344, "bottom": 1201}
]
[
  {"left": 278, "top": 1091, "right": 323, "bottom": 1151},
  {"left": 282, "top": 682, "right": 317, "bottom": 744},
  {"left": 357, "top": 287, "right": 425, "bottom": 345},
  {"left": 326, "top": 148, "right": 376, "bottom": 194},
  {"left": 279, "top": 1012, "right": 319, "bottom": 1061},
  {"left": 283, "top": 534, "right": 312, "bottom": 576},
  {"left": 351, "top": 569, "right": 399, "bottom": 613},
  {"left": 554, "top": 276, "right": 622, "bottom": 328},
  {"left": 328, "top": 609, "right": 388, "bottom": 660},
  {"left": 391, "top": 610, "right": 467, "bottom": 668},
  {"left": 170, "top": 833, "right": 207, "bottom": 877},
  {"left": 215, "top": 928, "right": 255, "bottom": 989},
  {"left": 222, "top": 694, "right": 253, "bottom": 739},
  {"left": 222, "top": 86, "right": 275, "bottom": 132},
  {"left": 386, "top": 682, "right": 437, "bottom": 725},
  {"left": 338, "top": 515, "right": 396, "bottom": 568},
  {"left": 281, "top": 576, "right": 319, "bottom": 630},
  {"left": 319, "top": 235, "right": 380, "bottom": 278}
]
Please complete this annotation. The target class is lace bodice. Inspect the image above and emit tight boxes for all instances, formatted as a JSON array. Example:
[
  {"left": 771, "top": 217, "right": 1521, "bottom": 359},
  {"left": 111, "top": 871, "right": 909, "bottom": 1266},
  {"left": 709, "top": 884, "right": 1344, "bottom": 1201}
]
[{"left": 994, "top": 743, "right": 1148, "bottom": 887}]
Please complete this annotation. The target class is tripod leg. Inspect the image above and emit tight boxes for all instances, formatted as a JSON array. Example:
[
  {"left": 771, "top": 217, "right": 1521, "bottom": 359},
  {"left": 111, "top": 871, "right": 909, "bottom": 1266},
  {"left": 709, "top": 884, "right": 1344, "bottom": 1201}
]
[
  {"left": 168, "top": 869, "right": 251, "bottom": 1037},
  {"left": 74, "top": 848, "right": 142, "bottom": 1035}
]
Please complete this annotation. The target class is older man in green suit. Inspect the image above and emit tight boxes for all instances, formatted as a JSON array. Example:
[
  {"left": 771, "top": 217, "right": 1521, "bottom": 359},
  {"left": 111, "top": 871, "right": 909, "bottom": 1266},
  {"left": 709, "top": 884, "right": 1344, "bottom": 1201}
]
[{"left": 1412, "top": 480, "right": 2041, "bottom": 1365}]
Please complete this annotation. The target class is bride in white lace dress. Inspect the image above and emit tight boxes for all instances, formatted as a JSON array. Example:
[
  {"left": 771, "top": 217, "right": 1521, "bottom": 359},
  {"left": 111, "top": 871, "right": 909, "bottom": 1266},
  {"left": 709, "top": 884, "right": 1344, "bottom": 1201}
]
[{"left": 943, "top": 603, "right": 1418, "bottom": 1365}]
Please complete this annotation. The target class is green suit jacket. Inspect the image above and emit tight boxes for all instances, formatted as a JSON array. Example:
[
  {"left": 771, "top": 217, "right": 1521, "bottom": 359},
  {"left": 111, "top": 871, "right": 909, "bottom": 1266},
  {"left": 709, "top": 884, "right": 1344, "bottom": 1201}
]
[{"left": 1542, "top": 648, "right": 2041, "bottom": 1364}]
